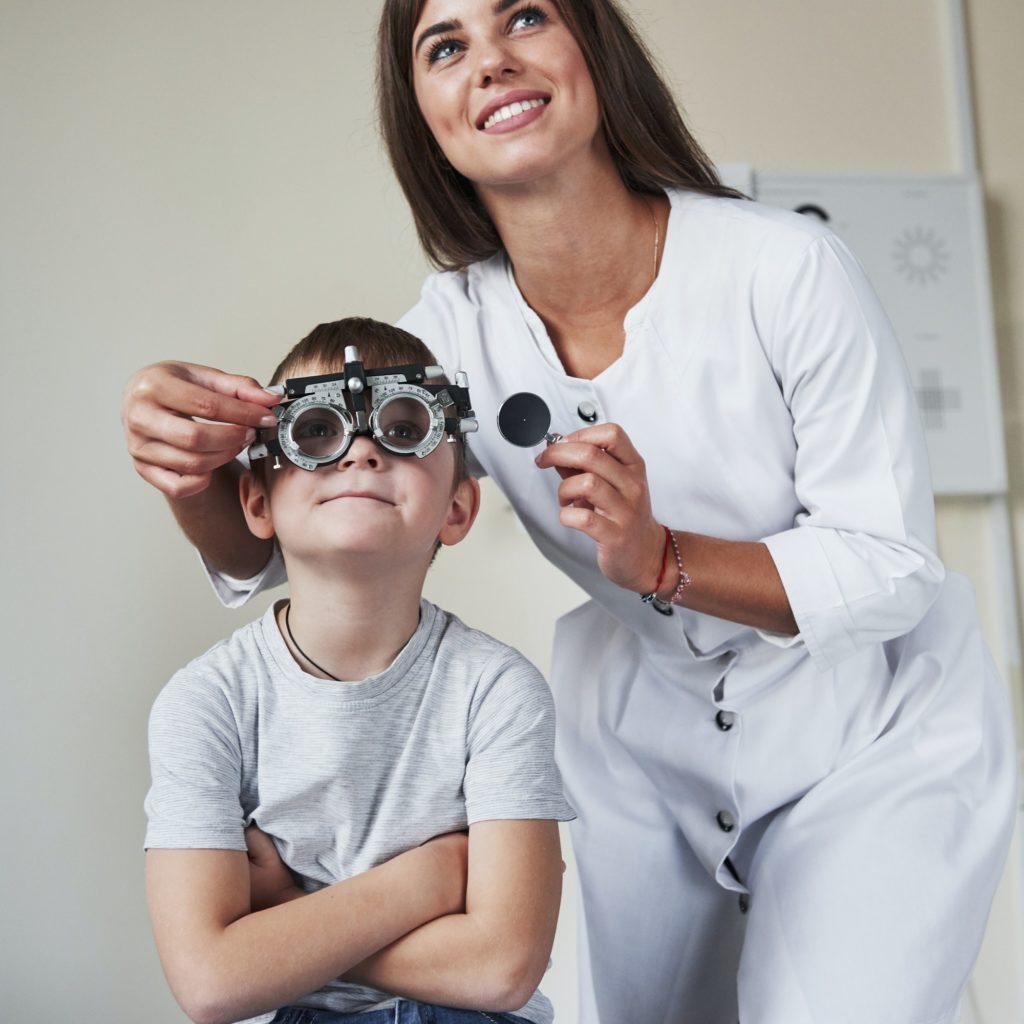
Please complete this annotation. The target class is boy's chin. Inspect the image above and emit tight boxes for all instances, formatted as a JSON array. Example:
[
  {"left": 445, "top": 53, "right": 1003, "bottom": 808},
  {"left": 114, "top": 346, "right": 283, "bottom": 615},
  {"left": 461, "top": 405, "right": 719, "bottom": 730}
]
[{"left": 282, "top": 532, "right": 434, "bottom": 567}]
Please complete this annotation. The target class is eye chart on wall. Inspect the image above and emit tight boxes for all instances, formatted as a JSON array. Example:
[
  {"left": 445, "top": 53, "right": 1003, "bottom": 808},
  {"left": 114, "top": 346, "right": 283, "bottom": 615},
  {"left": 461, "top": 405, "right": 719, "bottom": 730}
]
[{"left": 755, "top": 172, "right": 1006, "bottom": 496}]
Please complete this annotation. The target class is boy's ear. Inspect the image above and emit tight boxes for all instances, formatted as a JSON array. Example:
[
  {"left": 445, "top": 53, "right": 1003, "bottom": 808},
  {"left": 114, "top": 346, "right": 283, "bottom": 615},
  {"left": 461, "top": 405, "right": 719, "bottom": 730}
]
[
  {"left": 239, "top": 470, "right": 276, "bottom": 541},
  {"left": 438, "top": 476, "right": 481, "bottom": 548}
]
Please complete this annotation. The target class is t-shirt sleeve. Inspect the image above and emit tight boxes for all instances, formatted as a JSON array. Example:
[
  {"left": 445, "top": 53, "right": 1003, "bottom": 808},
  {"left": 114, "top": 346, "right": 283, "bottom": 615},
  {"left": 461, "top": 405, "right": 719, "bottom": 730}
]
[
  {"left": 756, "top": 233, "right": 945, "bottom": 670},
  {"left": 463, "top": 650, "right": 575, "bottom": 825},
  {"left": 144, "top": 667, "right": 249, "bottom": 851}
]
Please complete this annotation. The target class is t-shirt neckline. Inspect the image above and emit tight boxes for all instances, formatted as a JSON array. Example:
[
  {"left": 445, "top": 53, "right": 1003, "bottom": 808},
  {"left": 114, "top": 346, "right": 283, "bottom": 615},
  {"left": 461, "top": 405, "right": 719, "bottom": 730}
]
[{"left": 260, "top": 598, "right": 440, "bottom": 706}]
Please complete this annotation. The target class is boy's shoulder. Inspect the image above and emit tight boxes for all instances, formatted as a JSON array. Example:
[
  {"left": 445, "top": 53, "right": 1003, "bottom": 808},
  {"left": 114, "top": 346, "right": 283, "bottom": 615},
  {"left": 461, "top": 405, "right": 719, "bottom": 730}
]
[
  {"left": 432, "top": 601, "right": 529, "bottom": 662},
  {"left": 429, "top": 602, "right": 549, "bottom": 696}
]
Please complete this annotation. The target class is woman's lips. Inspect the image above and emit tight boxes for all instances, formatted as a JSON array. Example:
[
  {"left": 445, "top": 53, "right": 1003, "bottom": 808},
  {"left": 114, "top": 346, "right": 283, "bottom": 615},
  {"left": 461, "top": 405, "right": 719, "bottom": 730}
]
[{"left": 477, "top": 92, "right": 550, "bottom": 133}]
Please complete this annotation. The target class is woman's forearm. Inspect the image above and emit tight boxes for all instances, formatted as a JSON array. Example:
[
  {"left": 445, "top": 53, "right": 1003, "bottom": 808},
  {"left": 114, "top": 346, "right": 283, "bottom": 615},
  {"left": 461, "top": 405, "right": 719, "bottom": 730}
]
[
  {"left": 168, "top": 461, "right": 273, "bottom": 579},
  {"left": 655, "top": 532, "right": 798, "bottom": 635}
]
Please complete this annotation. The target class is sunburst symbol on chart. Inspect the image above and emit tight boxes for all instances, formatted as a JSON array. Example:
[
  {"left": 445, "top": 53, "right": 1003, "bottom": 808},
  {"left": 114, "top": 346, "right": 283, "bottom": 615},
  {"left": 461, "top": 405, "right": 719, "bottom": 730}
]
[{"left": 892, "top": 226, "right": 949, "bottom": 285}]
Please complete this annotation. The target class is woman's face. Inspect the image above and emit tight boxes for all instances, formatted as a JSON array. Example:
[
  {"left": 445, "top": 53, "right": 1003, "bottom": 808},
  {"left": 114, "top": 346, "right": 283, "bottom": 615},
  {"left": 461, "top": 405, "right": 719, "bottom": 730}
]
[{"left": 410, "top": 0, "right": 604, "bottom": 191}]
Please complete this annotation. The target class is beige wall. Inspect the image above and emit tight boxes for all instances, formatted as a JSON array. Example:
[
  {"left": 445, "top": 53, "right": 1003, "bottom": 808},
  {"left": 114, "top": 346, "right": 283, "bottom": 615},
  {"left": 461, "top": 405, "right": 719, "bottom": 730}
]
[{"left": 2, "top": 2, "right": 1021, "bottom": 1020}]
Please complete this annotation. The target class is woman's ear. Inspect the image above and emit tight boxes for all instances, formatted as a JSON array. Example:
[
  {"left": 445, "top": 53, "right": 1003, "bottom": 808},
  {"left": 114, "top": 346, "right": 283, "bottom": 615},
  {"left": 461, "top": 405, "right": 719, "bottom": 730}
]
[
  {"left": 438, "top": 476, "right": 481, "bottom": 548},
  {"left": 239, "top": 470, "right": 276, "bottom": 541}
]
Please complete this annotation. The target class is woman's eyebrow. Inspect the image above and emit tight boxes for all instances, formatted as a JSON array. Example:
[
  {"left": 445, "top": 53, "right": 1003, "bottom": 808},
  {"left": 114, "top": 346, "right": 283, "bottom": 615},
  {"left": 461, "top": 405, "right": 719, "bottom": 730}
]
[{"left": 414, "top": 18, "right": 462, "bottom": 56}]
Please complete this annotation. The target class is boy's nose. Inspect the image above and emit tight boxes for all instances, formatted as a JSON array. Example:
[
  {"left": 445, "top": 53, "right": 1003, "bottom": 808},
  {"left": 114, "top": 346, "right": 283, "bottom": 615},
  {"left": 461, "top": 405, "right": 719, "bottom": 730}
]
[{"left": 338, "top": 434, "right": 381, "bottom": 469}]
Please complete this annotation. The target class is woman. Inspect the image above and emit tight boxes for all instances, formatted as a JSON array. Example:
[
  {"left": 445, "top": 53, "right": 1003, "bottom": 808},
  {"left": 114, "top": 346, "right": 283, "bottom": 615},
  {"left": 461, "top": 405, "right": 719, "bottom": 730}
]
[{"left": 122, "top": 1, "right": 1017, "bottom": 1021}]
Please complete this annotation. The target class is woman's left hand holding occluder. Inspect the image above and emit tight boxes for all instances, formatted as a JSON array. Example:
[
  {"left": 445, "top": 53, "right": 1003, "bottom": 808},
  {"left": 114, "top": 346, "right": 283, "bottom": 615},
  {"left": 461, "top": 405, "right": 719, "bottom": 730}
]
[{"left": 535, "top": 422, "right": 667, "bottom": 595}]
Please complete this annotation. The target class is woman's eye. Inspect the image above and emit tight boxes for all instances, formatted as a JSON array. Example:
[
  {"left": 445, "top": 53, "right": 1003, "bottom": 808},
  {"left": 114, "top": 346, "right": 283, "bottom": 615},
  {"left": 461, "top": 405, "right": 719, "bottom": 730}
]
[
  {"left": 426, "top": 35, "right": 462, "bottom": 64},
  {"left": 510, "top": 5, "right": 548, "bottom": 31}
]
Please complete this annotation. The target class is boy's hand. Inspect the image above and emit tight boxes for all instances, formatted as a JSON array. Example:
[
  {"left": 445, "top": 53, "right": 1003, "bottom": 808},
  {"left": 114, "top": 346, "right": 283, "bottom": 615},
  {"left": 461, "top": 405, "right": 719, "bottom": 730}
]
[
  {"left": 419, "top": 830, "right": 469, "bottom": 916},
  {"left": 245, "top": 824, "right": 304, "bottom": 910}
]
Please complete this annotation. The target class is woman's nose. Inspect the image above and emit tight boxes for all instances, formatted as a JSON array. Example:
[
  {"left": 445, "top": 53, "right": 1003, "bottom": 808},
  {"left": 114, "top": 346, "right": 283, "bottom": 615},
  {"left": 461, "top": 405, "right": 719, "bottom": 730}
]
[{"left": 475, "top": 38, "right": 522, "bottom": 86}]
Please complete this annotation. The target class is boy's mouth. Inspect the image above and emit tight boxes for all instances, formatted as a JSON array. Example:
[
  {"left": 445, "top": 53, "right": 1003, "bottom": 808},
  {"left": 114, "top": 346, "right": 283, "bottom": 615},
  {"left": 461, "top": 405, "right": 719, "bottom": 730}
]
[
  {"left": 320, "top": 490, "right": 395, "bottom": 506},
  {"left": 323, "top": 487, "right": 395, "bottom": 503}
]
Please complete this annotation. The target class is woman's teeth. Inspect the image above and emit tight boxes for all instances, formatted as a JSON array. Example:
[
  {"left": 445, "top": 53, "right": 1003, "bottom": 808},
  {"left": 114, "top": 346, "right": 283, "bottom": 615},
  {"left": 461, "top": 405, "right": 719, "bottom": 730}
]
[{"left": 483, "top": 98, "right": 547, "bottom": 130}]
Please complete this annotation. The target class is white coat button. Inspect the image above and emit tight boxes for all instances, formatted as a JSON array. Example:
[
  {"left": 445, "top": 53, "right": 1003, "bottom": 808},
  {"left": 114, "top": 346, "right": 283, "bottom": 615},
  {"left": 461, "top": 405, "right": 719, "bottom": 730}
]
[
  {"left": 577, "top": 401, "right": 598, "bottom": 423},
  {"left": 716, "top": 810, "right": 736, "bottom": 833},
  {"left": 738, "top": 893, "right": 750, "bottom": 914},
  {"left": 715, "top": 710, "right": 736, "bottom": 731}
]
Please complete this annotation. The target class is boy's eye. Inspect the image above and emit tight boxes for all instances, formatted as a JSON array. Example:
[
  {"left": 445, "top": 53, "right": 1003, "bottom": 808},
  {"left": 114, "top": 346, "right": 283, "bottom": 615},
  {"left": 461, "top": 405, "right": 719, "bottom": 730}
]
[
  {"left": 385, "top": 421, "right": 426, "bottom": 442},
  {"left": 297, "top": 419, "right": 338, "bottom": 439},
  {"left": 377, "top": 396, "right": 432, "bottom": 450}
]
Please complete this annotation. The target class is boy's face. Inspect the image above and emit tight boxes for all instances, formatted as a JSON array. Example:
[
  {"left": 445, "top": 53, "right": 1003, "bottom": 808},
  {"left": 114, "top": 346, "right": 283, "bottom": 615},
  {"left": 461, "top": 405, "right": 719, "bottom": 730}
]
[{"left": 240, "top": 366, "right": 479, "bottom": 568}]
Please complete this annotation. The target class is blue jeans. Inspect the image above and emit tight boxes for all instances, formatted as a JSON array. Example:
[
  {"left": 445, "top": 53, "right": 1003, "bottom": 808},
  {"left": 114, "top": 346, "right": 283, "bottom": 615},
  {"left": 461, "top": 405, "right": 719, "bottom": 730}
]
[{"left": 269, "top": 1003, "right": 532, "bottom": 1024}]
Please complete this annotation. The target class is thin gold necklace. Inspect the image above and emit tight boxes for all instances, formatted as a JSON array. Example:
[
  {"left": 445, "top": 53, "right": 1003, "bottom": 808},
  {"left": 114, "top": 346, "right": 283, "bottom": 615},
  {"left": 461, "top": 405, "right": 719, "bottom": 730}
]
[{"left": 644, "top": 196, "right": 661, "bottom": 286}]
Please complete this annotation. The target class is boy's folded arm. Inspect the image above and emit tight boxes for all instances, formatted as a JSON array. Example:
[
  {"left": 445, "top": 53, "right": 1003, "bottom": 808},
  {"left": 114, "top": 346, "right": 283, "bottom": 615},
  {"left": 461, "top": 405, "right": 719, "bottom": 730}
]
[
  {"left": 146, "top": 834, "right": 466, "bottom": 1024},
  {"left": 343, "top": 818, "right": 564, "bottom": 1012}
]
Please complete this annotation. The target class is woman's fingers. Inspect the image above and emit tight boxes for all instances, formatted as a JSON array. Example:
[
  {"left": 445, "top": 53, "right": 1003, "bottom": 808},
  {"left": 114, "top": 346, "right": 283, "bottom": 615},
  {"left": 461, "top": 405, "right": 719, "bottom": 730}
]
[
  {"left": 556, "top": 471, "right": 619, "bottom": 514},
  {"left": 186, "top": 364, "right": 281, "bottom": 408},
  {"left": 559, "top": 500, "right": 612, "bottom": 538},
  {"left": 541, "top": 442, "right": 650, "bottom": 515},
  {"left": 159, "top": 372, "right": 279, "bottom": 427},
  {"left": 125, "top": 363, "right": 279, "bottom": 432},
  {"left": 127, "top": 400, "right": 258, "bottom": 456},
  {"left": 132, "top": 460, "right": 212, "bottom": 500},
  {"left": 539, "top": 422, "right": 645, "bottom": 469},
  {"left": 538, "top": 441, "right": 632, "bottom": 496},
  {"left": 122, "top": 360, "right": 278, "bottom": 498},
  {"left": 534, "top": 421, "right": 664, "bottom": 592},
  {"left": 132, "top": 437, "right": 249, "bottom": 478}
]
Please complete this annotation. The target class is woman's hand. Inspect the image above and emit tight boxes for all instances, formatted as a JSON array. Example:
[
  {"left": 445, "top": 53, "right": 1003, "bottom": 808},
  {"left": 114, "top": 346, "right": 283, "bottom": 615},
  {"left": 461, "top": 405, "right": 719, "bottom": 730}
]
[
  {"left": 122, "top": 360, "right": 281, "bottom": 499},
  {"left": 245, "top": 824, "right": 304, "bottom": 911},
  {"left": 534, "top": 422, "right": 666, "bottom": 594}
]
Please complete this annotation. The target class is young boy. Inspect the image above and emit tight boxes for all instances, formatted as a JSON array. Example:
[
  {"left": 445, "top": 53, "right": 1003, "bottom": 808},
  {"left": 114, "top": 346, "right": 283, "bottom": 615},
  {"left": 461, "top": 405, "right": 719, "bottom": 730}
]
[{"left": 144, "top": 318, "right": 575, "bottom": 1024}]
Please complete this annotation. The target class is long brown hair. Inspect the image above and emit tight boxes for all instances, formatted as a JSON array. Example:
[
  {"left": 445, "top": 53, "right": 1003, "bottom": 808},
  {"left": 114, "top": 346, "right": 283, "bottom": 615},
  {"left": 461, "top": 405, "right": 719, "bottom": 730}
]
[{"left": 377, "top": 0, "right": 744, "bottom": 271}]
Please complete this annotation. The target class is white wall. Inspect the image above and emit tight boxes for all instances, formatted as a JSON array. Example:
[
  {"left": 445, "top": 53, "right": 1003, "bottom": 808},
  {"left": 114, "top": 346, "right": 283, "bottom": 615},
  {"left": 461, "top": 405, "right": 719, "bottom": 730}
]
[{"left": 2, "top": 2, "right": 1021, "bottom": 1020}]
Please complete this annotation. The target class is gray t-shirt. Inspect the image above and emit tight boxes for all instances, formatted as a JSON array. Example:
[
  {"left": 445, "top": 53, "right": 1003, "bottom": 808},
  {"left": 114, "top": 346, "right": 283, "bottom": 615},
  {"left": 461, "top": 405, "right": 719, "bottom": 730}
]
[{"left": 145, "top": 598, "right": 574, "bottom": 1023}]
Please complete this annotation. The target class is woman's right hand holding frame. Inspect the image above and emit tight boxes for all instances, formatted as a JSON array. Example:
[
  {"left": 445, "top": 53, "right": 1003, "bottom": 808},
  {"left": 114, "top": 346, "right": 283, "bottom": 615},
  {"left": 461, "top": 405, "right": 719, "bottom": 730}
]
[{"left": 122, "top": 360, "right": 281, "bottom": 499}]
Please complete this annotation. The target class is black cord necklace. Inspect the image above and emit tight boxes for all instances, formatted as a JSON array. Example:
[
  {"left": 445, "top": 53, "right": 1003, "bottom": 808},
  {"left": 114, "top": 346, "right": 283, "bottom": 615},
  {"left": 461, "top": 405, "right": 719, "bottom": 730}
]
[{"left": 283, "top": 601, "right": 340, "bottom": 681}]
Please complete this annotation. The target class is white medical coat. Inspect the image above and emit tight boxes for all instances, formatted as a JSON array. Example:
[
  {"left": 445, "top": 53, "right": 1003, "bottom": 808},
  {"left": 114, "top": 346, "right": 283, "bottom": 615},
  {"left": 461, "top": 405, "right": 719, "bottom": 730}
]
[{"left": 397, "top": 192, "right": 1017, "bottom": 1024}]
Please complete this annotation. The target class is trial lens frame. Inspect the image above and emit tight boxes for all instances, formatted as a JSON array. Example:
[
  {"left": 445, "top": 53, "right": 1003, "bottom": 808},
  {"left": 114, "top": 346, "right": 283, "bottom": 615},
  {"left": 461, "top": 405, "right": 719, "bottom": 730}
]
[{"left": 247, "top": 344, "right": 478, "bottom": 472}]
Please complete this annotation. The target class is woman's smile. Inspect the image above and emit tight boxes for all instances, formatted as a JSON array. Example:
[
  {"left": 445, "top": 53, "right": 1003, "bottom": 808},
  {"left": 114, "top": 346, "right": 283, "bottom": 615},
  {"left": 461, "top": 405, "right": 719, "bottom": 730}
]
[{"left": 477, "top": 92, "right": 550, "bottom": 132}]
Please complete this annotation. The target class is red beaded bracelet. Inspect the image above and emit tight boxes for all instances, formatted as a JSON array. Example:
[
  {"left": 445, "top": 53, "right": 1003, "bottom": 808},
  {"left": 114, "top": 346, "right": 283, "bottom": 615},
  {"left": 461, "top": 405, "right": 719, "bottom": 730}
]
[
  {"left": 640, "top": 526, "right": 672, "bottom": 606},
  {"left": 666, "top": 527, "right": 692, "bottom": 604},
  {"left": 641, "top": 526, "right": 691, "bottom": 612}
]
